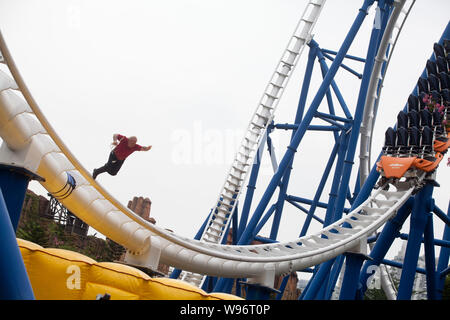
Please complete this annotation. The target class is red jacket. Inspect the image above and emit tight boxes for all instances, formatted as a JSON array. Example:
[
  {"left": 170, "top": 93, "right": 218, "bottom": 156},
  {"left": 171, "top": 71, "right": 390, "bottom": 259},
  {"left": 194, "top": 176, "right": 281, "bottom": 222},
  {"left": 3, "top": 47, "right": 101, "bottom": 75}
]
[{"left": 113, "top": 135, "right": 142, "bottom": 160}]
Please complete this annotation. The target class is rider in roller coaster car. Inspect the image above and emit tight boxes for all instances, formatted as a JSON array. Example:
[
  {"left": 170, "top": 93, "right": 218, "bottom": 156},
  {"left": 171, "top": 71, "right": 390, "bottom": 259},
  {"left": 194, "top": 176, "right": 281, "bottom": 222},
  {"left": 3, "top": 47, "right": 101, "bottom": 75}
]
[
  {"left": 377, "top": 38, "right": 450, "bottom": 187},
  {"left": 92, "top": 134, "right": 152, "bottom": 180},
  {"left": 376, "top": 74, "right": 449, "bottom": 186}
]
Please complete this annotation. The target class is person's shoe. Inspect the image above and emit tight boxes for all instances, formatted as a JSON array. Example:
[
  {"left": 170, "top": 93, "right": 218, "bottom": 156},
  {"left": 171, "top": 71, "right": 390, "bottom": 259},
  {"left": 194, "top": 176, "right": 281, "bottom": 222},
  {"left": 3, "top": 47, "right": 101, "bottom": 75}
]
[{"left": 92, "top": 168, "right": 99, "bottom": 180}]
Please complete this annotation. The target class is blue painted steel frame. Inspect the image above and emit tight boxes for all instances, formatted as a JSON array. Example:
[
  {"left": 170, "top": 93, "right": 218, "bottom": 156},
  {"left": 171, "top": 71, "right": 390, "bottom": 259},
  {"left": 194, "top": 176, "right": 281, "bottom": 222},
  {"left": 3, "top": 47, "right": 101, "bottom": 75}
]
[
  {"left": 238, "top": 0, "right": 376, "bottom": 249},
  {"left": 302, "top": 0, "right": 390, "bottom": 300},
  {"left": 180, "top": 2, "right": 448, "bottom": 301},
  {"left": 0, "top": 165, "right": 41, "bottom": 231},
  {"left": 436, "top": 202, "right": 450, "bottom": 299},
  {"left": 210, "top": 0, "right": 381, "bottom": 297},
  {"left": 0, "top": 188, "right": 34, "bottom": 299},
  {"left": 0, "top": 165, "right": 40, "bottom": 299},
  {"left": 354, "top": 21, "right": 450, "bottom": 300},
  {"left": 357, "top": 198, "right": 413, "bottom": 298},
  {"left": 397, "top": 184, "right": 434, "bottom": 299},
  {"left": 213, "top": 0, "right": 378, "bottom": 297}
]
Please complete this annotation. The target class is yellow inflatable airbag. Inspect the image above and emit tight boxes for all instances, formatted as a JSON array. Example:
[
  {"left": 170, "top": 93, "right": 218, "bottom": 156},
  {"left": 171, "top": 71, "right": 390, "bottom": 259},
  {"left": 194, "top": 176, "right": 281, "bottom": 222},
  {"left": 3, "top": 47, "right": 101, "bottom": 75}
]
[{"left": 17, "top": 238, "right": 242, "bottom": 300}]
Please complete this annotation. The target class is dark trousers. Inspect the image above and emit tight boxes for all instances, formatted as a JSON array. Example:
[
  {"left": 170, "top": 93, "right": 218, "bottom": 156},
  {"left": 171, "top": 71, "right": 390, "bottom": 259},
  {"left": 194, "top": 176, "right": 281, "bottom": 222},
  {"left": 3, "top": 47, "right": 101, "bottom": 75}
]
[{"left": 96, "top": 151, "right": 125, "bottom": 176}]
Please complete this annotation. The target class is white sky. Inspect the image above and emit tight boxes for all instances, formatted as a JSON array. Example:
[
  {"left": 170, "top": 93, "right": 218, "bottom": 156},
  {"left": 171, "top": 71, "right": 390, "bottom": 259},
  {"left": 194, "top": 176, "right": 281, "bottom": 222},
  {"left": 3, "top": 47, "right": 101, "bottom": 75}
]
[{"left": 0, "top": 0, "right": 449, "bottom": 268}]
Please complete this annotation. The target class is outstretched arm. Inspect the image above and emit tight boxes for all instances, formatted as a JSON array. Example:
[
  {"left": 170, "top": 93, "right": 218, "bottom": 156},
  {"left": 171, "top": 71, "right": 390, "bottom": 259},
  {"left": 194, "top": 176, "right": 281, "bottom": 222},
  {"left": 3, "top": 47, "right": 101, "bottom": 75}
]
[
  {"left": 112, "top": 134, "right": 121, "bottom": 146},
  {"left": 141, "top": 145, "right": 152, "bottom": 151}
]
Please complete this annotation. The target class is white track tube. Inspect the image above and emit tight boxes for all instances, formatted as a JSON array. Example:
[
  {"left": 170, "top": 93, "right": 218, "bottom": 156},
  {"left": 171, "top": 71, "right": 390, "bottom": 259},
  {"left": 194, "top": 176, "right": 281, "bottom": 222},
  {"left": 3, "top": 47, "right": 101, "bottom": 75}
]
[{"left": 359, "top": 0, "right": 407, "bottom": 183}]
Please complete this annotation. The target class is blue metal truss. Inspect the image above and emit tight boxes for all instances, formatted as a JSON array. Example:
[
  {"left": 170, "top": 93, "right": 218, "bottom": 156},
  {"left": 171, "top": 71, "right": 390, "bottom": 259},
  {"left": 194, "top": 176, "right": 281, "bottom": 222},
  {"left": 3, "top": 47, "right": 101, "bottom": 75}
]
[
  {"left": 0, "top": 165, "right": 43, "bottom": 299},
  {"left": 208, "top": 0, "right": 387, "bottom": 297},
  {"left": 1, "top": 0, "right": 448, "bottom": 301},
  {"left": 189, "top": 1, "right": 450, "bottom": 301}
]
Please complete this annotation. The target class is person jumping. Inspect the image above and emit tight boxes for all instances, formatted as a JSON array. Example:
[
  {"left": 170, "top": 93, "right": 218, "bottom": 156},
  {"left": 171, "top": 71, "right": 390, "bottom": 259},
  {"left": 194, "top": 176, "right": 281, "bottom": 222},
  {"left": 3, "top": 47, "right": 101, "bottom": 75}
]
[{"left": 92, "top": 134, "right": 152, "bottom": 180}]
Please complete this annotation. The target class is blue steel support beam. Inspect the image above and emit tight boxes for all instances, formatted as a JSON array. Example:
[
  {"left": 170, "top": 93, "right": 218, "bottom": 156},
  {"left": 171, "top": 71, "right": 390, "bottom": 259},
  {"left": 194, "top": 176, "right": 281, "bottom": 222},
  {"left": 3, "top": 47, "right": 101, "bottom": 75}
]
[
  {"left": 313, "top": 1, "right": 390, "bottom": 299},
  {"left": 270, "top": 45, "right": 319, "bottom": 240},
  {"left": 253, "top": 235, "right": 278, "bottom": 244},
  {"left": 286, "top": 200, "right": 324, "bottom": 225},
  {"left": 0, "top": 188, "right": 35, "bottom": 299},
  {"left": 397, "top": 233, "right": 450, "bottom": 248},
  {"left": 324, "top": 156, "right": 381, "bottom": 299},
  {"left": 317, "top": 53, "right": 340, "bottom": 142},
  {"left": 275, "top": 275, "right": 289, "bottom": 300},
  {"left": 320, "top": 48, "right": 366, "bottom": 62},
  {"left": 356, "top": 19, "right": 450, "bottom": 301},
  {"left": 241, "top": 282, "right": 280, "bottom": 300},
  {"left": 212, "top": 41, "right": 319, "bottom": 295},
  {"left": 325, "top": 167, "right": 381, "bottom": 300},
  {"left": 329, "top": 74, "right": 353, "bottom": 120},
  {"left": 309, "top": 46, "right": 354, "bottom": 224},
  {"left": 330, "top": 0, "right": 386, "bottom": 235},
  {"left": 295, "top": 41, "right": 319, "bottom": 126},
  {"left": 298, "top": 273, "right": 313, "bottom": 299},
  {"left": 436, "top": 201, "right": 449, "bottom": 300},
  {"left": 220, "top": 0, "right": 375, "bottom": 295},
  {"left": 231, "top": 203, "right": 239, "bottom": 244},
  {"left": 270, "top": 165, "right": 292, "bottom": 240},
  {"left": 339, "top": 253, "right": 368, "bottom": 299},
  {"left": 322, "top": 51, "right": 363, "bottom": 79},
  {"left": 380, "top": 258, "right": 426, "bottom": 274},
  {"left": 303, "top": 3, "right": 383, "bottom": 299},
  {"left": 325, "top": 255, "right": 345, "bottom": 299},
  {"left": 315, "top": 114, "right": 347, "bottom": 131},
  {"left": 305, "top": 154, "right": 381, "bottom": 299},
  {"left": 314, "top": 111, "right": 353, "bottom": 124},
  {"left": 432, "top": 205, "right": 450, "bottom": 226},
  {"left": 255, "top": 204, "right": 277, "bottom": 238},
  {"left": 316, "top": 47, "right": 341, "bottom": 144},
  {"left": 307, "top": 8, "right": 448, "bottom": 302},
  {"left": 0, "top": 164, "right": 43, "bottom": 231},
  {"left": 397, "top": 183, "right": 434, "bottom": 300},
  {"left": 0, "top": 164, "right": 43, "bottom": 300},
  {"left": 287, "top": 194, "right": 351, "bottom": 214},
  {"left": 238, "top": 0, "right": 375, "bottom": 248},
  {"left": 423, "top": 212, "right": 437, "bottom": 299},
  {"left": 357, "top": 197, "right": 413, "bottom": 298},
  {"left": 325, "top": 130, "right": 350, "bottom": 226},
  {"left": 310, "top": 39, "right": 353, "bottom": 120},
  {"left": 302, "top": 258, "right": 336, "bottom": 299},
  {"left": 272, "top": 123, "right": 341, "bottom": 131},
  {"left": 315, "top": 276, "right": 329, "bottom": 299}
]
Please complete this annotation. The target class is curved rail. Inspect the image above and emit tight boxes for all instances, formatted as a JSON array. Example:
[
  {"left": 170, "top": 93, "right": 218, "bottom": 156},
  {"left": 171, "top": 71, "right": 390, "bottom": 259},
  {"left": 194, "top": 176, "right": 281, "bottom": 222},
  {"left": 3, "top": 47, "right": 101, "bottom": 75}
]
[
  {"left": 0, "top": 69, "right": 421, "bottom": 276},
  {"left": 201, "top": 0, "right": 326, "bottom": 244},
  {"left": 183, "top": 0, "right": 327, "bottom": 286},
  {"left": 0, "top": 0, "right": 421, "bottom": 280},
  {"left": 358, "top": 0, "right": 414, "bottom": 300},
  {"left": 359, "top": 0, "right": 415, "bottom": 183}
]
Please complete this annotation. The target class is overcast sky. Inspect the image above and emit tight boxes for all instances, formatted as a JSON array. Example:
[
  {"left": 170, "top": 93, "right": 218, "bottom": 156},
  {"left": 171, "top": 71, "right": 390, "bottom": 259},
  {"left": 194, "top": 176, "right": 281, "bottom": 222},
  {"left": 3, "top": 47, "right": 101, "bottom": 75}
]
[{"left": 0, "top": 0, "right": 449, "bottom": 267}]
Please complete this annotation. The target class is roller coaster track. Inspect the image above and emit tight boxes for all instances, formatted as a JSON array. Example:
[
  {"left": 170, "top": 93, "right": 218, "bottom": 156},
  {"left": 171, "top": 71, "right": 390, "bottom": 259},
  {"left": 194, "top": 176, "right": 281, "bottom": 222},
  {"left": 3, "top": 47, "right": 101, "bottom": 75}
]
[
  {"left": 360, "top": 0, "right": 416, "bottom": 183},
  {"left": 182, "top": 0, "right": 326, "bottom": 286},
  {"left": 0, "top": 0, "right": 431, "bottom": 288},
  {"left": 358, "top": 0, "right": 416, "bottom": 300}
]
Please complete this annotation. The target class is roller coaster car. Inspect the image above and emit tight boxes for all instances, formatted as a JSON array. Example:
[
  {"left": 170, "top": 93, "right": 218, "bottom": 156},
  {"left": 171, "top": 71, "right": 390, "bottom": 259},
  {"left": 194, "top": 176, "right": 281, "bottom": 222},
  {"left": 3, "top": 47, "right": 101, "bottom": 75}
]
[
  {"left": 376, "top": 127, "right": 449, "bottom": 180},
  {"left": 377, "top": 153, "right": 444, "bottom": 179},
  {"left": 434, "top": 134, "right": 450, "bottom": 153}
]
